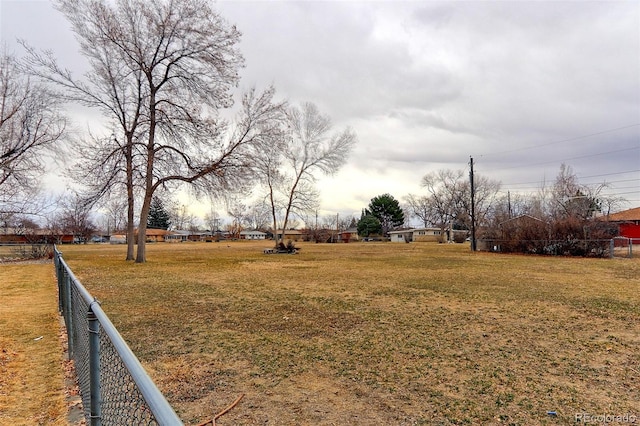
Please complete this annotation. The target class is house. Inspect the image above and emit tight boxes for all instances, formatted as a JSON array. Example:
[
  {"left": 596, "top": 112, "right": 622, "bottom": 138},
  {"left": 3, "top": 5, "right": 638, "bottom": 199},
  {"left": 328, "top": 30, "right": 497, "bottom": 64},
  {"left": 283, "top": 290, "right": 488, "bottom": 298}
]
[
  {"left": 603, "top": 207, "right": 640, "bottom": 240},
  {"left": 240, "top": 230, "right": 267, "bottom": 240},
  {"left": 500, "top": 215, "right": 547, "bottom": 236},
  {"left": 275, "top": 229, "right": 303, "bottom": 242},
  {"left": 0, "top": 227, "right": 74, "bottom": 244},
  {"left": 109, "top": 234, "right": 126, "bottom": 244},
  {"left": 389, "top": 227, "right": 464, "bottom": 243},
  {"left": 187, "top": 232, "right": 213, "bottom": 242},
  {"left": 412, "top": 227, "right": 446, "bottom": 243},
  {"left": 339, "top": 227, "right": 359, "bottom": 243},
  {"left": 389, "top": 229, "right": 413, "bottom": 242},
  {"left": 110, "top": 228, "right": 170, "bottom": 243},
  {"left": 165, "top": 230, "right": 189, "bottom": 242},
  {"left": 146, "top": 228, "right": 171, "bottom": 242}
]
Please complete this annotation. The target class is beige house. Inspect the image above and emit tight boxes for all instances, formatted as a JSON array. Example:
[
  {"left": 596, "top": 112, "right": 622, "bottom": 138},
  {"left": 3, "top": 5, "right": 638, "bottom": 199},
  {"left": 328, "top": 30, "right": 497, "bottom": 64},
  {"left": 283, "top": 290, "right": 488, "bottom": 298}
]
[
  {"left": 389, "top": 227, "right": 467, "bottom": 243},
  {"left": 275, "top": 229, "right": 303, "bottom": 242},
  {"left": 412, "top": 228, "right": 446, "bottom": 242}
]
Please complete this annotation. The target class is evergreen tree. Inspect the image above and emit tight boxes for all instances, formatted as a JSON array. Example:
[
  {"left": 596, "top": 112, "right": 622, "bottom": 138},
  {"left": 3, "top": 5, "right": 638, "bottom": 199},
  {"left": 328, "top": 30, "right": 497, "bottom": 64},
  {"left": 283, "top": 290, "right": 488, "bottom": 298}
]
[
  {"left": 147, "top": 197, "right": 171, "bottom": 230},
  {"left": 366, "top": 194, "right": 405, "bottom": 236},
  {"left": 357, "top": 211, "right": 382, "bottom": 238}
]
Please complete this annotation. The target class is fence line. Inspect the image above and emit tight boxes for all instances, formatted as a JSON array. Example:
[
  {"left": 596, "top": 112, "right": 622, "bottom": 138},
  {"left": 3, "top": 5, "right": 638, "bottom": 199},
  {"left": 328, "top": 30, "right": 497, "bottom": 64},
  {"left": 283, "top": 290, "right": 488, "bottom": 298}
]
[
  {"left": 477, "top": 238, "right": 635, "bottom": 258},
  {"left": 54, "top": 246, "right": 183, "bottom": 426}
]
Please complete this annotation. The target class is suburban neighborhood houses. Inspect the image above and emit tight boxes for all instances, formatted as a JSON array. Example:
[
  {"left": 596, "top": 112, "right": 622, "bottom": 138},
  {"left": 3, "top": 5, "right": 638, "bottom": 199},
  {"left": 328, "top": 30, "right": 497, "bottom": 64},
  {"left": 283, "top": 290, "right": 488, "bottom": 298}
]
[{"left": 2, "top": 206, "right": 638, "bottom": 256}]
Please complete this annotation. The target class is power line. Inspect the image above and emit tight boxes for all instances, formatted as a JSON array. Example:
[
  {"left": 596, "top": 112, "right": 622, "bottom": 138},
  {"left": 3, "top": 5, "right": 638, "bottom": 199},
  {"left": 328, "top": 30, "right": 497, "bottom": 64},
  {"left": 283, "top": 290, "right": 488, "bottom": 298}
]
[
  {"left": 479, "top": 123, "right": 640, "bottom": 158},
  {"left": 493, "top": 169, "right": 640, "bottom": 188},
  {"left": 485, "top": 146, "right": 639, "bottom": 172},
  {"left": 578, "top": 169, "right": 640, "bottom": 180}
]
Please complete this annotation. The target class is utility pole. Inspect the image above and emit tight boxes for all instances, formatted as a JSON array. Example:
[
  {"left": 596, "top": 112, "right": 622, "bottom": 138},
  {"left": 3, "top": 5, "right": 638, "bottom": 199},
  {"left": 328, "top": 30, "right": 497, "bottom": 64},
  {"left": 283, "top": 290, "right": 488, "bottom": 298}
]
[{"left": 469, "top": 156, "right": 477, "bottom": 251}]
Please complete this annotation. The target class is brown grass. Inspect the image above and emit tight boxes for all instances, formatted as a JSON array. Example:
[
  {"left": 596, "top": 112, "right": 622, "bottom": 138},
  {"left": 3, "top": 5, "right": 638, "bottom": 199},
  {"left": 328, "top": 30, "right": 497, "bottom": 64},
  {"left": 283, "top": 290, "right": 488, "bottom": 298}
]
[
  {"left": 0, "top": 261, "right": 68, "bottom": 426},
  {"left": 57, "top": 242, "right": 640, "bottom": 424}
]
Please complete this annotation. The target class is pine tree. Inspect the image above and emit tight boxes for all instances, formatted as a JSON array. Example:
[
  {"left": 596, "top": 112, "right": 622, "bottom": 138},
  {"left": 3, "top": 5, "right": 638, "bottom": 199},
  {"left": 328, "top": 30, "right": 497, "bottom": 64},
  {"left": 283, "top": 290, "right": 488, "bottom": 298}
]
[
  {"left": 366, "top": 194, "right": 405, "bottom": 236},
  {"left": 147, "top": 197, "right": 171, "bottom": 230}
]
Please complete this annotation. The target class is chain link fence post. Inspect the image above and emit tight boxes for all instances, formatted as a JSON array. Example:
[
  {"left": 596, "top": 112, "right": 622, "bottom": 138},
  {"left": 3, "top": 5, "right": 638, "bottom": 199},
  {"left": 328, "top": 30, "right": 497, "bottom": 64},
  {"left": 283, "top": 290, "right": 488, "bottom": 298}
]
[
  {"left": 610, "top": 239, "right": 614, "bottom": 259},
  {"left": 63, "top": 267, "right": 75, "bottom": 358},
  {"left": 88, "top": 306, "right": 102, "bottom": 426}
]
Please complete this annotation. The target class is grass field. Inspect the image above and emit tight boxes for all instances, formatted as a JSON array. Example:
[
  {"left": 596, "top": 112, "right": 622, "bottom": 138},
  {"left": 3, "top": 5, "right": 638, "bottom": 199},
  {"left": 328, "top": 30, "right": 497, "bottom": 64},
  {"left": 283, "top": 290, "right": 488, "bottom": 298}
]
[
  {"left": 21, "top": 242, "right": 640, "bottom": 424},
  {"left": 0, "top": 261, "right": 68, "bottom": 426}
]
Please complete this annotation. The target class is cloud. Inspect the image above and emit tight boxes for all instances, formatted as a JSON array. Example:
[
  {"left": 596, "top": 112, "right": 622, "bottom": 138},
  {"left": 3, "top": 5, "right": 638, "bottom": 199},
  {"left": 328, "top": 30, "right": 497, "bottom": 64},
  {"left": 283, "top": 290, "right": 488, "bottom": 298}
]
[{"left": 3, "top": 0, "right": 638, "bottom": 217}]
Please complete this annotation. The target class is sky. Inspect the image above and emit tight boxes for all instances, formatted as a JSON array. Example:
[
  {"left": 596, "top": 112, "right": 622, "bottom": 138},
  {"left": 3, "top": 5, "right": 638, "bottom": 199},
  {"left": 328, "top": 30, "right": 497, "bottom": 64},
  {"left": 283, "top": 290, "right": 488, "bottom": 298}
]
[{"left": 1, "top": 0, "right": 639, "bottom": 223}]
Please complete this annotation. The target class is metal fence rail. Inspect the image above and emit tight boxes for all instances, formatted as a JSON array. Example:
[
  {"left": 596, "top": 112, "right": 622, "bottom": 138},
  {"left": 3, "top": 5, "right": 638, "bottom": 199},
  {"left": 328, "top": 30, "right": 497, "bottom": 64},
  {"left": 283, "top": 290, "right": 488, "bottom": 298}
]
[{"left": 54, "top": 246, "right": 183, "bottom": 426}]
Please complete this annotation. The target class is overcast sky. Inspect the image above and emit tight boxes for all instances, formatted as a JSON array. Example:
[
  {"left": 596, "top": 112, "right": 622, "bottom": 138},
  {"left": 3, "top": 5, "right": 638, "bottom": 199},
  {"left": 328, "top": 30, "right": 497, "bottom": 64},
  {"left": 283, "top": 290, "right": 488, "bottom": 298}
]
[{"left": 2, "top": 0, "right": 639, "bottom": 221}]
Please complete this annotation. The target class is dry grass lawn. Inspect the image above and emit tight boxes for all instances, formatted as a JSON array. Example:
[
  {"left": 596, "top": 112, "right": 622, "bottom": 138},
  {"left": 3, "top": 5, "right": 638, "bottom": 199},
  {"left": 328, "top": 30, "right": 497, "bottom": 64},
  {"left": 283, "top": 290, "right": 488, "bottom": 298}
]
[
  {"left": 52, "top": 242, "right": 640, "bottom": 424},
  {"left": 0, "top": 261, "right": 68, "bottom": 426}
]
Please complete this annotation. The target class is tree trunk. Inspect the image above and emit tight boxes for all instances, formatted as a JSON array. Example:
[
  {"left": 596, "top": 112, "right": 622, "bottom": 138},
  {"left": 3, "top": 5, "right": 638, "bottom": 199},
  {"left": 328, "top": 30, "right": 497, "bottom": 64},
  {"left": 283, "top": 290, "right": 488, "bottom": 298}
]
[
  {"left": 125, "top": 140, "right": 135, "bottom": 261},
  {"left": 135, "top": 192, "right": 152, "bottom": 263},
  {"left": 135, "top": 88, "right": 157, "bottom": 263}
]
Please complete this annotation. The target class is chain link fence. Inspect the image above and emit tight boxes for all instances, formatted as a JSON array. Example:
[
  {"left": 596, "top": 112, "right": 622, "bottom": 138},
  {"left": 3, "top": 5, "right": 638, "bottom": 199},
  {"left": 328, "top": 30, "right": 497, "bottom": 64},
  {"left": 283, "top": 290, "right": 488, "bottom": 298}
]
[
  {"left": 0, "top": 243, "right": 52, "bottom": 261},
  {"left": 610, "top": 237, "right": 637, "bottom": 258},
  {"left": 54, "top": 247, "right": 183, "bottom": 425},
  {"left": 477, "top": 238, "right": 636, "bottom": 258}
]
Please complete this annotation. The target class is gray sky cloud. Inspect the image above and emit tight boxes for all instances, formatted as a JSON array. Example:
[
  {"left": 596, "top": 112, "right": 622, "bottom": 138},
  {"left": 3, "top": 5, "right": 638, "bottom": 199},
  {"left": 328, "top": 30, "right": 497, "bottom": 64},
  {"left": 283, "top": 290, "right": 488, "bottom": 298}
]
[{"left": 2, "top": 0, "right": 638, "bottom": 219}]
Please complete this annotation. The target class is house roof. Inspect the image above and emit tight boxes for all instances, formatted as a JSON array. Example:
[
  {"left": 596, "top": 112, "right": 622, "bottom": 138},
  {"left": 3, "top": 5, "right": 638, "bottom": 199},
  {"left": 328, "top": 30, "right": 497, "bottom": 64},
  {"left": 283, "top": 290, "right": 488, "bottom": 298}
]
[
  {"left": 146, "top": 228, "right": 170, "bottom": 236},
  {"left": 389, "top": 229, "right": 415, "bottom": 234},
  {"left": 276, "top": 229, "right": 302, "bottom": 235},
  {"left": 605, "top": 207, "right": 640, "bottom": 222},
  {"left": 500, "top": 214, "right": 544, "bottom": 226}
]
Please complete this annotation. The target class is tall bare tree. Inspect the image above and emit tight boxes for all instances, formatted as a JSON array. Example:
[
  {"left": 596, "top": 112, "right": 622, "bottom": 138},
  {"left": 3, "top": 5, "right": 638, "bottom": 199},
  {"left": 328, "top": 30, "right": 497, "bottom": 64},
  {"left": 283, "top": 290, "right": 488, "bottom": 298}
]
[
  {"left": 259, "top": 102, "right": 357, "bottom": 246},
  {"left": 420, "top": 169, "right": 467, "bottom": 233},
  {"left": 27, "top": 0, "right": 285, "bottom": 262},
  {"left": 203, "top": 208, "right": 223, "bottom": 232},
  {"left": 420, "top": 168, "right": 500, "bottom": 236},
  {"left": 22, "top": 0, "right": 148, "bottom": 260},
  {"left": 244, "top": 200, "right": 271, "bottom": 230},
  {"left": 54, "top": 193, "right": 96, "bottom": 243},
  {"left": 101, "top": 197, "right": 128, "bottom": 234},
  {"left": 0, "top": 50, "right": 65, "bottom": 215},
  {"left": 405, "top": 194, "right": 435, "bottom": 227}
]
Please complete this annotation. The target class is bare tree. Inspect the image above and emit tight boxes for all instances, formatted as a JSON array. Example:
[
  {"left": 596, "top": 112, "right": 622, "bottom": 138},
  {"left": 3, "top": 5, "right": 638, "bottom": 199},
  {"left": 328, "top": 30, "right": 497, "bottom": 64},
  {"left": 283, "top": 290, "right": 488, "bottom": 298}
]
[
  {"left": 259, "top": 102, "right": 357, "bottom": 246},
  {"left": 226, "top": 198, "right": 246, "bottom": 238},
  {"left": 203, "top": 208, "right": 223, "bottom": 232},
  {"left": 420, "top": 169, "right": 467, "bottom": 233},
  {"left": 405, "top": 194, "right": 434, "bottom": 227},
  {"left": 54, "top": 193, "right": 96, "bottom": 243},
  {"left": 27, "top": 0, "right": 285, "bottom": 262},
  {"left": 22, "top": 0, "right": 149, "bottom": 260},
  {"left": 548, "top": 163, "right": 614, "bottom": 221},
  {"left": 0, "top": 50, "right": 65, "bottom": 215},
  {"left": 101, "top": 197, "right": 129, "bottom": 234},
  {"left": 420, "top": 168, "right": 500, "bottom": 237},
  {"left": 462, "top": 174, "right": 501, "bottom": 230},
  {"left": 244, "top": 200, "right": 271, "bottom": 230},
  {"left": 164, "top": 199, "right": 199, "bottom": 231}
]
